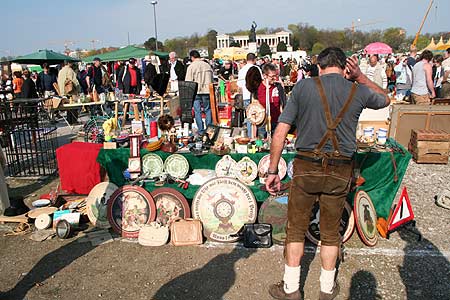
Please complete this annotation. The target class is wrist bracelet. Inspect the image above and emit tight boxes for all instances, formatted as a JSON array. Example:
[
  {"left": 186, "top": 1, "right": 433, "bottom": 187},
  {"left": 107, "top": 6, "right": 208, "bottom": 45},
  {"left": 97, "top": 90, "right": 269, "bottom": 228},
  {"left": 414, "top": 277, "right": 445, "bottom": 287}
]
[{"left": 267, "top": 170, "right": 278, "bottom": 175}]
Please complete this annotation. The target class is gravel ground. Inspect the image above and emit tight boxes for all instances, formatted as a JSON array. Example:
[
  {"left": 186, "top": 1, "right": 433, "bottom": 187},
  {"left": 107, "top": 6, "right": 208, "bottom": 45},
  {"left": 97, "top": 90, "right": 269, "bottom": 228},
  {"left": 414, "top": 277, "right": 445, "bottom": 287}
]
[{"left": 0, "top": 122, "right": 449, "bottom": 300}]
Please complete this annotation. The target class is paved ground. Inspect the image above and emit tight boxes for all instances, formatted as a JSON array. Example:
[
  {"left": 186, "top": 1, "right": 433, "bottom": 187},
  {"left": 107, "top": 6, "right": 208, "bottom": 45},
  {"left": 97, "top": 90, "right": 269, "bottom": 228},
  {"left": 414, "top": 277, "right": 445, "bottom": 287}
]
[{"left": 0, "top": 120, "right": 449, "bottom": 300}]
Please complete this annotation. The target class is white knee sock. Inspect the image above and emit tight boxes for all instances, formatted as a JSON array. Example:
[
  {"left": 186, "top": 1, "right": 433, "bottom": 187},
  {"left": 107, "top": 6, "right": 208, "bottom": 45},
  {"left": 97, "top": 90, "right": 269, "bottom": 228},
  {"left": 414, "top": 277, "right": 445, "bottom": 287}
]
[
  {"left": 283, "top": 264, "right": 300, "bottom": 294},
  {"left": 319, "top": 267, "right": 336, "bottom": 294}
]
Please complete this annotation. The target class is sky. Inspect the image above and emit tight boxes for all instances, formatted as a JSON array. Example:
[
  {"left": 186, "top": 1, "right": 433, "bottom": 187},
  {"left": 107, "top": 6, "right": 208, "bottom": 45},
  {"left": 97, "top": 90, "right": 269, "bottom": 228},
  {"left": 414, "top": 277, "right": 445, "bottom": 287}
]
[{"left": 2, "top": 0, "right": 449, "bottom": 56}]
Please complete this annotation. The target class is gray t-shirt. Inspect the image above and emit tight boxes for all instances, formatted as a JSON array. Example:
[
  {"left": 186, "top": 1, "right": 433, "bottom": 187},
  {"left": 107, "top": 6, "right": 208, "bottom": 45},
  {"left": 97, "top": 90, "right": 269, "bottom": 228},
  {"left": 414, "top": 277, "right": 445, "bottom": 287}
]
[{"left": 278, "top": 73, "right": 387, "bottom": 157}]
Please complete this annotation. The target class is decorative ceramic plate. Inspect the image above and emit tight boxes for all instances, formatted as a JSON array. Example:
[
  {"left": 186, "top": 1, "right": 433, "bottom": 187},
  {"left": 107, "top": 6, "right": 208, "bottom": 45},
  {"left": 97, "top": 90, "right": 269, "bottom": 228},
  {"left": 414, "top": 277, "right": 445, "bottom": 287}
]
[
  {"left": 354, "top": 190, "right": 378, "bottom": 247},
  {"left": 258, "top": 155, "right": 287, "bottom": 183},
  {"left": 305, "top": 201, "right": 355, "bottom": 246},
  {"left": 164, "top": 154, "right": 190, "bottom": 179},
  {"left": 192, "top": 177, "right": 257, "bottom": 242},
  {"left": 234, "top": 157, "right": 258, "bottom": 184},
  {"left": 142, "top": 153, "right": 164, "bottom": 177},
  {"left": 86, "top": 182, "right": 119, "bottom": 229},
  {"left": 215, "top": 155, "right": 237, "bottom": 178},
  {"left": 107, "top": 185, "right": 156, "bottom": 238},
  {"left": 151, "top": 188, "right": 191, "bottom": 226},
  {"left": 258, "top": 193, "right": 289, "bottom": 245},
  {"left": 287, "top": 160, "right": 294, "bottom": 179},
  {"left": 32, "top": 199, "right": 51, "bottom": 207}
]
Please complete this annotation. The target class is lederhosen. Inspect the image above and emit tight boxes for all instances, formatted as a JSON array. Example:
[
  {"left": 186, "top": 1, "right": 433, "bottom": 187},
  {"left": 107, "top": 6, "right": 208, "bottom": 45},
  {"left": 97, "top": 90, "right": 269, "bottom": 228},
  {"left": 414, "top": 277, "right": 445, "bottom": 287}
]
[{"left": 286, "top": 77, "right": 357, "bottom": 247}]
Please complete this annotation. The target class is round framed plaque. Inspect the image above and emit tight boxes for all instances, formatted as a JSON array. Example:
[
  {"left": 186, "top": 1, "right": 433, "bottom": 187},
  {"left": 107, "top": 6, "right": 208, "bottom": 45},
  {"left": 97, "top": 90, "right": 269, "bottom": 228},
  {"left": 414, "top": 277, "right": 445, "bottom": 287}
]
[
  {"left": 151, "top": 188, "right": 191, "bottom": 226},
  {"left": 305, "top": 201, "right": 355, "bottom": 246},
  {"left": 354, "top": 190, "right": 378, "bottom": 247},
  {"left": 246, "top": 101, "right": 266, "bottom": 126},
  {"left": 215, "top": 155, "right": 237, "bottom": 178},
  {"left": 258, "top": 193, "right": 289, "bottom": 245},
  {"left": 234, "top": 157, "right": 258, "bottom": 184},
  {"left": 86, "top": 182, "right": 119, "bottom": 228},
  {"left": 258, "top": 155, "right": 287, "bottom": 183},
  {"left": 192, "top": 177, "right": 257, "bottom": 242},
  {"left": 164, "top": 154, "right": 190, "bottom": 179},
  {"left": 142, "top": 153, "right": 164, "bottom": 177},
  {"left": 107, "top": 185, "right": 156, "bottom": 238}
]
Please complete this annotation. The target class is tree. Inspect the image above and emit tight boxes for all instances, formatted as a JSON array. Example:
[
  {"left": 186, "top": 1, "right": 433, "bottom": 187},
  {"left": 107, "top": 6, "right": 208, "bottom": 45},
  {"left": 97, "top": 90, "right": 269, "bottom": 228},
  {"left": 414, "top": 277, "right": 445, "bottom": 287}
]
[
  {"left": 311, "top": 42, "right": 325, "bottom": 55},
  {"left": 277, "top": 41, "right": 287, "bottom": 52},
  {"left": 206, "top": 29, "right": 218, "bottom": 59},
  {"left": 144, "top": 37, "right": 164, "bottom": 51},
  {"left": 229, "top": 41, "right": 241, "bottom": 47},
  {"left": 259, "top": 42, "right": 271, "bottom": 57},
  {"left": 382, "top": 27, "right": 406, "bottom": 51}
]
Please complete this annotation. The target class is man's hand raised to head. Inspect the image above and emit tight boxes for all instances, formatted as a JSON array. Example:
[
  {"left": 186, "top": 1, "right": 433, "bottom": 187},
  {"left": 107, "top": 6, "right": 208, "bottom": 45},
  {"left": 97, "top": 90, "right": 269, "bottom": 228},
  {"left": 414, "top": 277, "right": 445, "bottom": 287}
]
[{"left": 345, "top": 55, "right": 362, "bottom": 81}]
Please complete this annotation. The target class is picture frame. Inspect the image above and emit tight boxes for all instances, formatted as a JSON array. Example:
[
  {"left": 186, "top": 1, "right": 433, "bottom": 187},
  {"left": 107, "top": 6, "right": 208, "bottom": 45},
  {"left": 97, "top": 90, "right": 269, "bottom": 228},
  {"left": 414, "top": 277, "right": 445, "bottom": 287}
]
[
  {"left": 205, "top": 124, "right": 219, "bottom": 141},
  {"left": 230, "top": 127, "right": 242, "bottom": 138},
  {"left": 216, "top": 127, "right": 232, "bottom": 141}
]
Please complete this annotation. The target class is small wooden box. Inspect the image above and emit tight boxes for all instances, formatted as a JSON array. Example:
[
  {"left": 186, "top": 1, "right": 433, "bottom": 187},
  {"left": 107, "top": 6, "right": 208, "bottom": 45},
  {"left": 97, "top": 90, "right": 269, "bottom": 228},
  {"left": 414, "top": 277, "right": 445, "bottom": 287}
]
[{"left": 408, "top": 129, "right": 450, "bottom": 164}]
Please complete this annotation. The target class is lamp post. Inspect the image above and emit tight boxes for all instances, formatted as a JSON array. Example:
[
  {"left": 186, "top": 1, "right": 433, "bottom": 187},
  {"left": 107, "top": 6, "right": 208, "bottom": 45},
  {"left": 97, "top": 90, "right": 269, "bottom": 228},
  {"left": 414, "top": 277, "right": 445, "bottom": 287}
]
[{"left": 150, "top": 1, "right": 158, "bottom": 51}]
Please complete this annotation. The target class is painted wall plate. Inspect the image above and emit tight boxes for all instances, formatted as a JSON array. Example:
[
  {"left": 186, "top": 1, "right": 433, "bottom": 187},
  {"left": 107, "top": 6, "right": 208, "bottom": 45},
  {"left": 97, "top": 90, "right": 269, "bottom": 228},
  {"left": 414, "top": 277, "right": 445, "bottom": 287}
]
[
  {"left": 192, "top": 177, "right": 257, "bottom": 242},
  {"left": 86, "top": 182, "right": 119, "bottom": 229},
  {"left": 215, "top": 155, "right": 237, "bottom": 178},
  {"left": 142, "top": 153, "right": 164, "bottom": 177},
  {"left": 258, "top": 193, "right": 289, "bottom": 245},
  {"left": 164, "top": 154, "right": 190, "bottom": 179},
  {"left": 234, "top": 157, "right": 258, "bottom": 184},
  {"left": 258, "top": 155, "right": 287, "bottom": 183},
  {"left": 305, "top": 201, "right": 355, "bottom": 246},
  {"left": 354, "top": 190, "right": 378, "bottom": 247},
  {"left": 151, "top": 188, "right": 191, "bottom": 226},
  {"left": 107, "top": 185, "right": 156, "bottom": 238}
]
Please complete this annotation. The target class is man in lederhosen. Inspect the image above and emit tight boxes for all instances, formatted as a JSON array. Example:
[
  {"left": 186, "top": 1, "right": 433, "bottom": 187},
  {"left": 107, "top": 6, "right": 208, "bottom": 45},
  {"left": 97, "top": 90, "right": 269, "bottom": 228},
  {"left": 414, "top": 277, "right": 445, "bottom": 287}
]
[{"left": 265, "top": 47, "right": 390, "bottom": 300}]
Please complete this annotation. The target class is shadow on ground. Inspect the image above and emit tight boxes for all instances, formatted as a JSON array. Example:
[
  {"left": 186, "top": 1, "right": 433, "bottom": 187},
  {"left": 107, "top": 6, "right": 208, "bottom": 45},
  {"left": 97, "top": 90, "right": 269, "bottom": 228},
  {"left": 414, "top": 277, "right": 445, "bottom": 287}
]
[
  {"left": 0, "top": 239, "right": 95, "bottom": 300},
  {"left": 398, "top": 227, "right": 450, "bottom": 299},
  {"left": 153, "top": 246, "right": 257, "bottom": 300}
]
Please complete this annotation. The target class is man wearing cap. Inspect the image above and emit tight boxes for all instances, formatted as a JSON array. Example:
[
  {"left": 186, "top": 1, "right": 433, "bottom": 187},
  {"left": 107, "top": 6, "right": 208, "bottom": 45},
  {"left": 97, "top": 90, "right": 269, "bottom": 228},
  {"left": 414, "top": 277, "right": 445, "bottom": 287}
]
[
  {"left": 265, "top": 47, "right": 389, "bottom": 300},
  {"left": 185, "top": 50, "right": 213, "bottom": 134},
  {"left": 86, "top": 57, "right": 105, "bottom": 95},
  {"left": 118, "top": 58, "right": 142, "bottom": 94}
]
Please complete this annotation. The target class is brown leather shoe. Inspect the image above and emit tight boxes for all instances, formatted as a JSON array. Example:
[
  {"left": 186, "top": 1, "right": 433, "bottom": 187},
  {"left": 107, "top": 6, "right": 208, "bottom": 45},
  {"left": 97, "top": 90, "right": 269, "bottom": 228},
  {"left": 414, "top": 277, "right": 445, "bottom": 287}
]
[
  {"left": 269, "top": 281, "right": 302, "bottom": 300},
  {"left": 319, "top": 282, "right": 340, "bottom": 300}
]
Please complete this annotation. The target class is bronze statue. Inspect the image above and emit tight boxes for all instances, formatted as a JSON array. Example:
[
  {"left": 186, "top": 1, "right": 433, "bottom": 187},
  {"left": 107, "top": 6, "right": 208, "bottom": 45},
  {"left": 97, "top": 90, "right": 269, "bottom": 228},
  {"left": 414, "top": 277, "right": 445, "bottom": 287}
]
[{"left": 249, "top": 21, "right": 257, "bottom": 43}]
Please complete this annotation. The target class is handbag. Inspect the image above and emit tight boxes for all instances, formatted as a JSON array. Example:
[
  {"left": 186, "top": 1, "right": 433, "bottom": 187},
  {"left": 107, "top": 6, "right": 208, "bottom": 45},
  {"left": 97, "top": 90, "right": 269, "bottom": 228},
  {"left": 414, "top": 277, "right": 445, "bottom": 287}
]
[
  {"left": 138, "top": 222, "right": 169, "bottom": 247},
  {"left": 234, "top": 223, "right": 273, "bottom": 248},
  {"left": 64, "top": 78, "right": 74, "bottom": 95},
  {"left": 169, "top": 218, "right": 203, "bottom": 246}
]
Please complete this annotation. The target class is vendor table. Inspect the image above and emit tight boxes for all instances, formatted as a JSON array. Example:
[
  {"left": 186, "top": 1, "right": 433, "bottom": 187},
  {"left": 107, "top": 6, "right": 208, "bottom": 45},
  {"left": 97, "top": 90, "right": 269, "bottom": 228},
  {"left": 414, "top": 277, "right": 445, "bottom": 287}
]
[
  {"left": 97, "top": 139, "right": 411, "bottom": 219},
  {"left": 56, "top": 142, "right": 104, "bottom": 194}
]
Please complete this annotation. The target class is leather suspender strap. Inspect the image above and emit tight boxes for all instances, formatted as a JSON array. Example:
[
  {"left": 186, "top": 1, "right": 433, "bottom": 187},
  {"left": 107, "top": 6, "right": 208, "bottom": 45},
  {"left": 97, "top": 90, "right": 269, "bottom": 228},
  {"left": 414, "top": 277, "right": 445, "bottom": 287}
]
[{"left": 313, "top": 77, "right": 358, "bottom": 156}]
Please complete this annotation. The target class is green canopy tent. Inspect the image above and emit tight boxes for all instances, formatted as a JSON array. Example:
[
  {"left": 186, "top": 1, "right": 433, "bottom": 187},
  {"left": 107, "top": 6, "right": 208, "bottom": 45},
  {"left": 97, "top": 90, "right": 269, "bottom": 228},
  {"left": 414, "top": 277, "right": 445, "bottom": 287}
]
[
  {"left": 82, "top": 45, "right": 169, "bottom": 63},
  {"left": 11, "top": 49, "right": 79, "bottom": 65}
]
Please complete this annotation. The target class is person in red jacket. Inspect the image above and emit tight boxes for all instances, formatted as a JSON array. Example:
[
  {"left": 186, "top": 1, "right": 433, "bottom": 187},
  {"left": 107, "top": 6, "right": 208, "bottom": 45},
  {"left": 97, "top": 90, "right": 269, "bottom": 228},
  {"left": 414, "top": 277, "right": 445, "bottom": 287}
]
[{"left": 257, "top": 63, "right": 284, "bottom": 137}]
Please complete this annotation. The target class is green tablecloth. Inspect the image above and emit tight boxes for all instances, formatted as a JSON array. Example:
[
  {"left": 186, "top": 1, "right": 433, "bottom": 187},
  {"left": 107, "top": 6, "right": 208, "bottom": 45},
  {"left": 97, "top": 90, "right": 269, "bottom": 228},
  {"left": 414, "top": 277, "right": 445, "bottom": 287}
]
[
  {"left": 96, "top": 139, "right": 411, "bottom": 219},
  {"left": 97, "top": 149, "right": 295, "bottom": 202}
]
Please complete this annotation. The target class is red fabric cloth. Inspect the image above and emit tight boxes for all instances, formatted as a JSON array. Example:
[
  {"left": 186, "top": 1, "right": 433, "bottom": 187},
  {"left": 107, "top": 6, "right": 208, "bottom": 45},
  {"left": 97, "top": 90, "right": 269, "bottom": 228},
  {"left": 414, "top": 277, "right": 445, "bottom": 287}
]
[
  {"left": 56, "top": 142, "right": 103, "bottom": 194},
  {"left": 257, "top": 83, "right": 281, "bottom": 123},
  {"left": 129, "top": 66, "right": 137, "bottom": 87}
]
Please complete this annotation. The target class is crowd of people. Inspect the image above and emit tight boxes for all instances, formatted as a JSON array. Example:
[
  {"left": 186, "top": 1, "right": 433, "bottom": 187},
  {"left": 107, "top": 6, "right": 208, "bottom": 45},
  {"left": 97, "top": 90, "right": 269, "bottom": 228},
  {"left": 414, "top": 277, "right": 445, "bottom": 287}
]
[
  {"left": 1, "top": 46, "right": 449, "bottom": 131},
  {"left": 359, "top": 46, "right": 450, "bottom": 102}
]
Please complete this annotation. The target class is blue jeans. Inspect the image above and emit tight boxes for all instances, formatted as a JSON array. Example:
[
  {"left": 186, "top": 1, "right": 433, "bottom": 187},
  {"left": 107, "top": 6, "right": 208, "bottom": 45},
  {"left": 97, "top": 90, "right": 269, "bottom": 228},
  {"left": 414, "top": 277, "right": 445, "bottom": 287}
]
[
  {"left": 193, "top": 94, "right": 212, "bottom": 133},
  {"left": 244, "top": 99, "right": 252, "bottom": 137}
]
